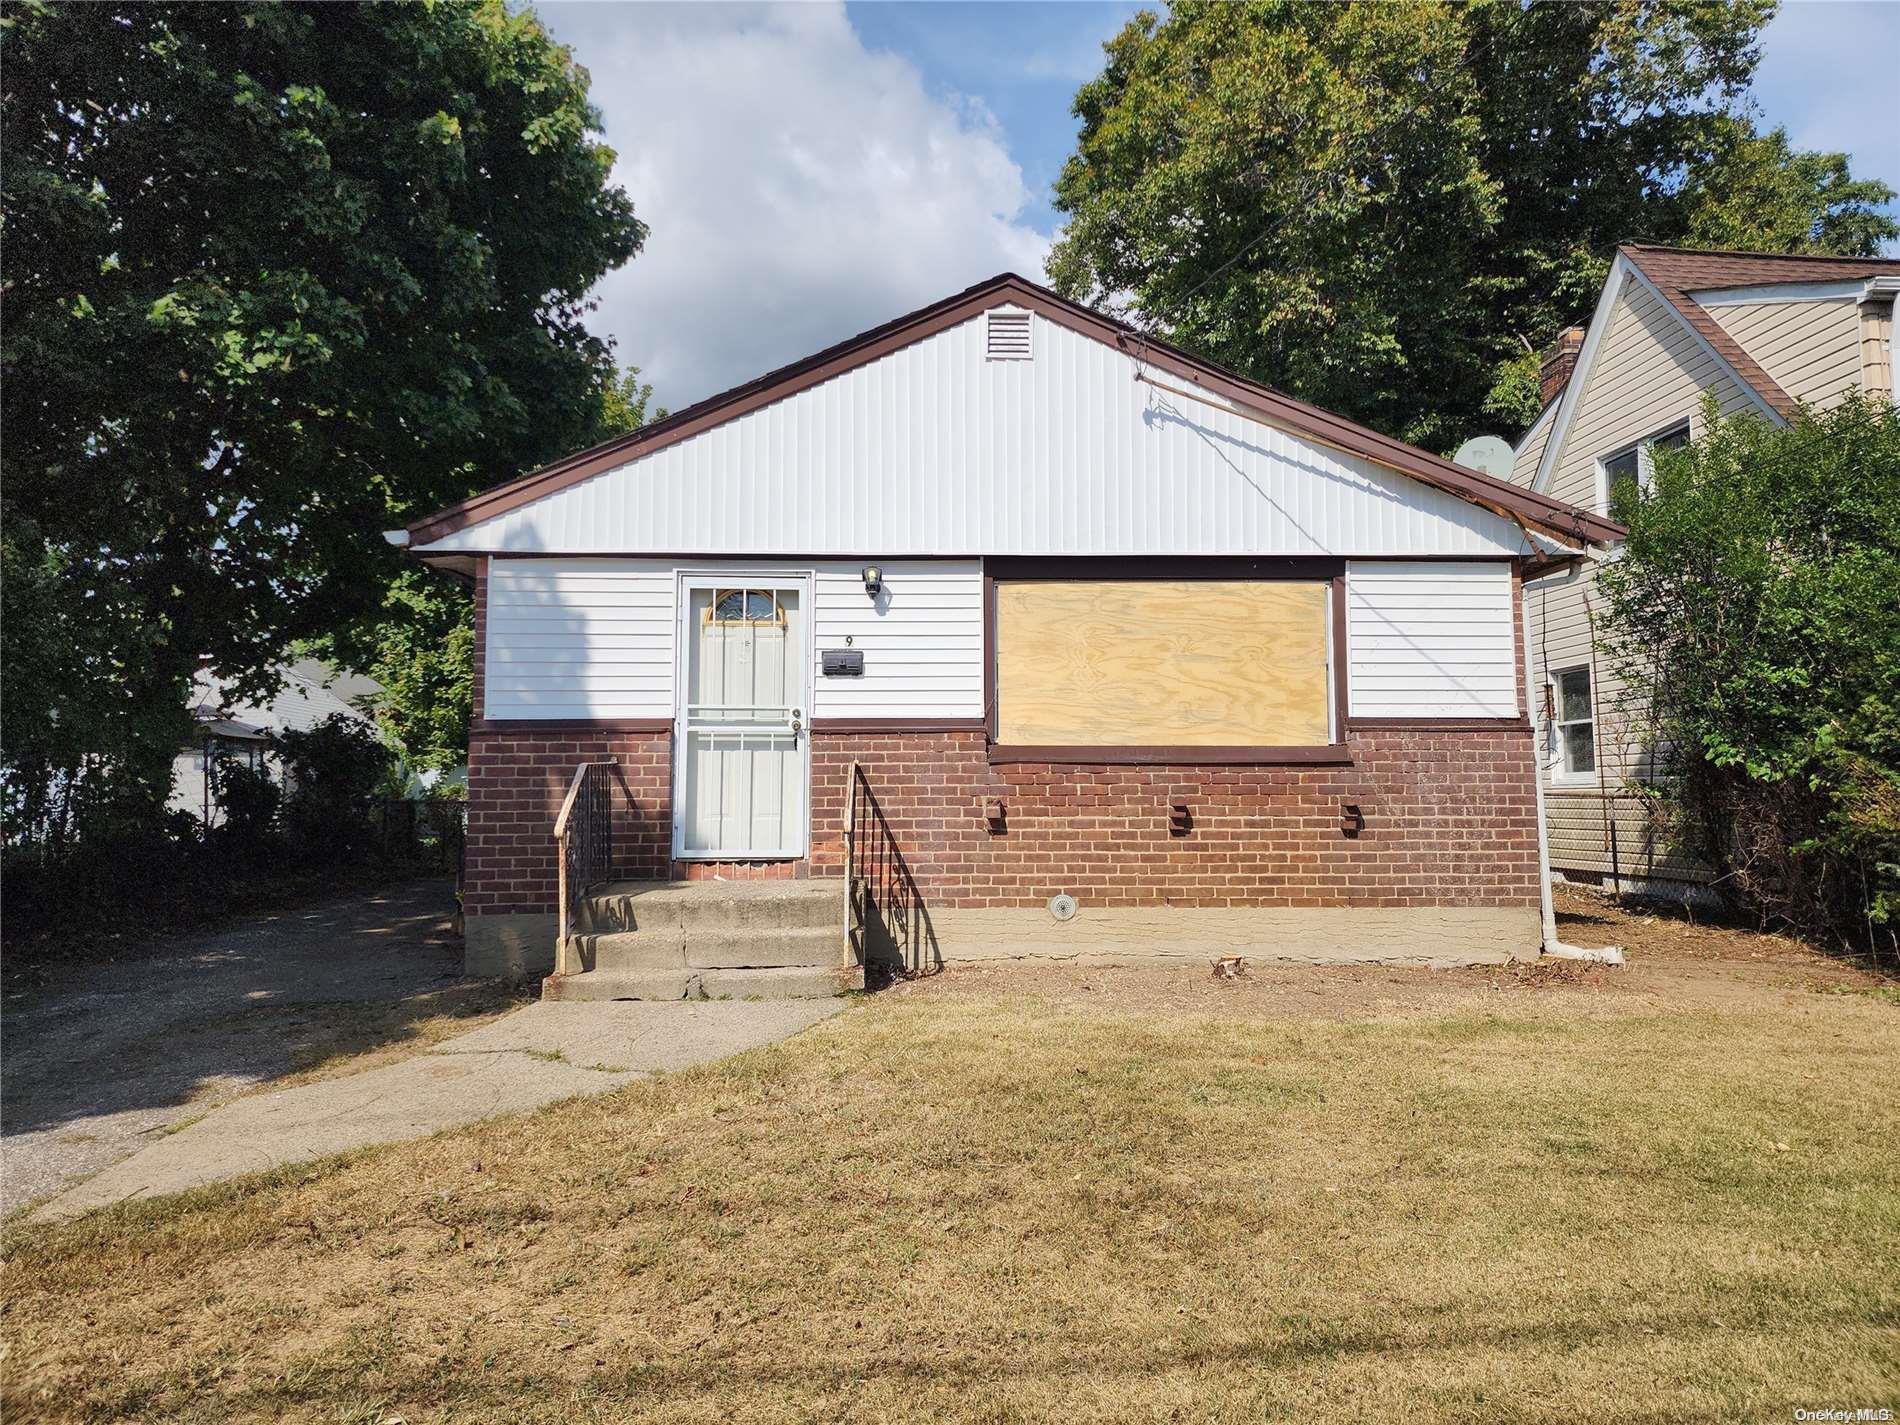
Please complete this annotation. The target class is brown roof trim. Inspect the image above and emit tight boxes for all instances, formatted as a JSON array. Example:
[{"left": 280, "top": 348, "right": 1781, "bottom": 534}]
[
  {"left": 1621, "top": 242, "right": 1900, "bottom": 277},
  {"left": 407, "top": 272, "right": 1624, "bottom": 549},
  {"left": 1619, "top": 246, "right": 1797, "bottom": 420},
  {"left": 1618, "top": 243, "right": 1900, "bottom": 425}
]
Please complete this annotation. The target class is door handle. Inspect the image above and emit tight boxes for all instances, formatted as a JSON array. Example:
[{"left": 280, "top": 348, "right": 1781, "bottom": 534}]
[{"left": 791, "top": 707, "right": 803, "bottom": 742}]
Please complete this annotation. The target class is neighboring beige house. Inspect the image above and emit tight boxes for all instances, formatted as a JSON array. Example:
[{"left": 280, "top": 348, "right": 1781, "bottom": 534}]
[{"left": 1509, "top": 243, "right": 1900, "bottom": 892}]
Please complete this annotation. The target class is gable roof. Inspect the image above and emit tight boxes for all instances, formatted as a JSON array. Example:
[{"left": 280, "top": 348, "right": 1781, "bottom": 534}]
[
  {"left": 1619, "top": 243, "right": 1900, "bottom": 422},
  {"left": 188, "top": 659, "right": 378, "bottom": 738},
  {"left": 1528, "top": 244, "right": 1881, "bottom": 495},
  {"left": 405, "top": 272, "right": 1623, "bottom": 551}
]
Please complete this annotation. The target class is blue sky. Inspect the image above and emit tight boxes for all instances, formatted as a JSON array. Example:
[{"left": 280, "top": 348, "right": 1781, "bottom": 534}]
[
  {"left": 540, "top": 1, "right": 1899, "bottom": 411},
  {"left": 847, "top": 1, "right": 1143, "bottom": 233}
]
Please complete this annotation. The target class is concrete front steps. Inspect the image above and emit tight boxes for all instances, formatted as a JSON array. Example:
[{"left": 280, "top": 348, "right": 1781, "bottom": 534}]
[{"left": 542, "top": 880, "right": 861, "bottom": 1002}]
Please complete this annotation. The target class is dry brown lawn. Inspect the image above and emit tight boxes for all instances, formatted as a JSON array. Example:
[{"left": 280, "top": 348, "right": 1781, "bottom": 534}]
[{"left": 4, "top": 891, "right": 1896, "bottom": 1424}]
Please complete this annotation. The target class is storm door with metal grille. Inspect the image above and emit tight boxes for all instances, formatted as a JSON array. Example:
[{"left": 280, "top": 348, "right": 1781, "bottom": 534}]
[{"left": 672, "top": 576, "right": 811, "bottom": 859}]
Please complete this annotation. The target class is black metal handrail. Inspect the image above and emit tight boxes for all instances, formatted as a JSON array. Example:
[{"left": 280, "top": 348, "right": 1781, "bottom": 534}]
[
  {"left": 554, "top": 762, "right": 614, "bottom": 946},
  {"left": 844, "top": 761, "right": 939, "bottom": 977}
]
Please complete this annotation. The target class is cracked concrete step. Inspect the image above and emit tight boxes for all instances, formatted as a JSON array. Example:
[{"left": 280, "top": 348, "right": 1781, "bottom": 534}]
[
  {"left": 577, "top": 880, "right": 844, "bottom": 935},
  {"left": 684, "top": 926, "right": 847, "bottom": 970},
  {"left": 570, "top": 926, "right": 848, "bottom": 974},
  {"left": 701, "top": 964, "right": 863, "bottom": 999},
  {"left": 566, "top": 928, "right": 686, "bottom": 974},
  {"left": 542, "top": 969, "right": 699, "bottom": 1002},
  {"left": 542, "top": 963, "right": 862, "bottom": 1002}
]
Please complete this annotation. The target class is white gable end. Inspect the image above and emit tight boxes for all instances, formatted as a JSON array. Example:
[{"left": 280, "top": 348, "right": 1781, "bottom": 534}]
[{"left": 420, "top": 312, "right": 1527, "bottom": 558}]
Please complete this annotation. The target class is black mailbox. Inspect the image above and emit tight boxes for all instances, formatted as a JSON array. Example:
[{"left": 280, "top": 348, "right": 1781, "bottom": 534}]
[{"left": 821, "top": 649, "right": 865, "bottom": 677}]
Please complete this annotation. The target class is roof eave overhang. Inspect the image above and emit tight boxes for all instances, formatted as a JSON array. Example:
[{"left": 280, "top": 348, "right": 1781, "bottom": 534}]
[{"left": 405, "top": 274, "right": 1623, "bottom": 554}]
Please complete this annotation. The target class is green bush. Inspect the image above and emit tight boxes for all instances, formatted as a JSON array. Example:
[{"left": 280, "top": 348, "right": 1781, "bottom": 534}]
[
  {"left": 275, "top": 715, "right": 400, "bottom": 861},
  {"left": 1596, "top": 394, "right": 1900, "bottom": 959},
  {"left": 3, "top": 717, "right": 458, "bottom": 954},
  {"left": 212, "top": 759, "right": 282, "bottom": 842}
]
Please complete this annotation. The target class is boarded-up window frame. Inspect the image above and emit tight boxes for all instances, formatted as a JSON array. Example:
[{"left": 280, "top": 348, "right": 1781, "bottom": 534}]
[{"left": 983, "top": 558, "right": 1350, "bottom": 766}]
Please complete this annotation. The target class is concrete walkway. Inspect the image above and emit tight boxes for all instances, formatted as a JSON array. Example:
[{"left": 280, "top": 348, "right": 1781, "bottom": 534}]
[{"left": 29, "top": 999, "right": 842, "bottom": 1223}]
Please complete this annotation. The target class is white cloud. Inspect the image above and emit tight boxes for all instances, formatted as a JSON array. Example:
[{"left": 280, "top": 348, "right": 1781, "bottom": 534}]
[{"left": 541, "top": 2, "right": 1053, "bottom": 410}]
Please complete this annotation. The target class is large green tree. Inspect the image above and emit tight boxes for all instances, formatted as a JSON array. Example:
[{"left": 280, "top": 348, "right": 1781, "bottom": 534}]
[
  {"left": 1048, "top": 0, "right": 1897, "bottom": 449},
  {"left": 1, "top": 0, "right": 644, "bottom": 837},
  {"left": 340, "top": 362, "right": 665, "bottom": 773}
]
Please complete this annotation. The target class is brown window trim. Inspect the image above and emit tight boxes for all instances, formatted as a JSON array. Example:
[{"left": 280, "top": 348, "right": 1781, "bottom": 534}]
[
  {"left": 809, "top": 717, "right": 987, "bottom": 734},
  {"left": 472, "top": 717, "right": 672, "bottom": 734},
  {"left": 984, "top": 555, "right": 1345, "bottom": 582},
  {"left": 987, "top": 744, "right": 1351, "bottom": 767},
  {"left": 1347, "top": 717, "right": 1531, "bottom": 731},
  {"left": 983, "top": 558, "right": 1349, "bottom": 759}
]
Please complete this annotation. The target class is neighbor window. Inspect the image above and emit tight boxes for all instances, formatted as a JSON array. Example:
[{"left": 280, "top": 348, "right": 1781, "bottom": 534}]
[
  {"left": 1551, "top": 667, "right": 1596, "bottom": 779},
  {"left": 1599, "top": 422, "right": 1690, "bottom": 509},
  {"left": 993, "top": 579, "right": 1333, "bottom": 747}
]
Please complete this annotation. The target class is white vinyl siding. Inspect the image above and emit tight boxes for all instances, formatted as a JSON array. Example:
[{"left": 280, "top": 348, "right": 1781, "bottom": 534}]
[
  {"left": 812, "top": 562, "right": 983, "bottom": 719},
  {"left": 1705, "top": 296, "right": 1862, "bottom": 410},
  {"left": 482, "top": 558, "right": 982, "bottom": 721},
  {"left": 423, "top": 313, "right": 1527, "bottom": 560},
  {"left": 1345, "top": 561, "right": 1519, "bottom": 718},
  {"left": 483, "top": 560, "right": 674, "bottom": 719}
]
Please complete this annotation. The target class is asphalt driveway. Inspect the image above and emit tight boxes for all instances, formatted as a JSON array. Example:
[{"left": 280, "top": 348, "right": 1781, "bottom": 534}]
[{"left": 1, "top": 879, "right": 466, "bottom": 1216}]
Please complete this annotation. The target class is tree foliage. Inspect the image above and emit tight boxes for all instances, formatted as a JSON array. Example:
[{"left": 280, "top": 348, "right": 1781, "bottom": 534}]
[
  {"left": 276, "top": 713, "right": 400, "bottom": 855},
  {"left": 1595, "top": 396, "right": 1900, "bottom": 957},
  {"left": 347, "top": 571, "right": 477, "bottom": 774},
  {"left": 599, "top": 363, "right": 666, "bottom": 438},
  {"left": 333, "top": 360, "right": 665, "bottom": 771},
  {"left": 1677, "top": 121, "right": 1900, "bottom": 258},
  {"left": 1048, "top": 0, "right": 1897, "bottom": 448},
  {"left": 1, "top": 0, "right": 643, "bottom": 836}
]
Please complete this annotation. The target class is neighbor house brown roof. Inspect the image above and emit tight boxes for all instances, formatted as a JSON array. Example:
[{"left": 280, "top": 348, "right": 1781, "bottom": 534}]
[
  {"left": 406, "top": 272, "right": 1624, "bottom": 549},
  {"left": 1619, "top": 243, "right": 1900, "bottom": 421}
]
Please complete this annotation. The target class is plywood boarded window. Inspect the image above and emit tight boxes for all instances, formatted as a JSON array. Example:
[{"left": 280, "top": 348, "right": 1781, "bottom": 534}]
[{"left": 994, "top": 580, "right": 1332, "bottom": 746}]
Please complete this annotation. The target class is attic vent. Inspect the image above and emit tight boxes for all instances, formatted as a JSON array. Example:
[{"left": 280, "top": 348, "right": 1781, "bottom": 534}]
[{"left": 986, "top": 309, "right": 1032, "bottom": 361}]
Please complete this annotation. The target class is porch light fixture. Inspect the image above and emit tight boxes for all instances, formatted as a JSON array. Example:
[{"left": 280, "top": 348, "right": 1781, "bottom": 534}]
[{"left": 861, "top": 564, "right": 883, "bottom": 599}]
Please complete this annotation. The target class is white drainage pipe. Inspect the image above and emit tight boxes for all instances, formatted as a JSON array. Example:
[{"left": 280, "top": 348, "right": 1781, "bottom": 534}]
[{"left": 1521, "top": 575, "right": 1625, "bottom": 967}]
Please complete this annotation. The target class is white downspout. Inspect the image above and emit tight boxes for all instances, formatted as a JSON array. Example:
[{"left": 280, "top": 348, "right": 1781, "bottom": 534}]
[{"left": 1521, "top": 572, "right": 1625, "bottom": 965}]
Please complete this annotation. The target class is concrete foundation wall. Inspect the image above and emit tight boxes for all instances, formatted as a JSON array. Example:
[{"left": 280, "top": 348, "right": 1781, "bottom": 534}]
[
  {"left": 925, "top": 905, "right": 1540, "bottom": 967},
  {"left": 473, "top": 905, "right": 1539, "bottom": 977},
  {"left": 465, "top": 913, "right": 558, "bottom": 979}
]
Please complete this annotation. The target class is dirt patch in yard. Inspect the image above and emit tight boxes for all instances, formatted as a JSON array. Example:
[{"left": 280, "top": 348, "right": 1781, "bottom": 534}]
[{"left": 890, "top": 884, "right": 1892, "bottom": 1021}]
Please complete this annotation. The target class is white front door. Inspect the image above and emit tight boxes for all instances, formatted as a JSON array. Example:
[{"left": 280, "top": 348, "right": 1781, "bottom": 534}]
[{"left": 672, "top": 574, "right": 812, "bottom": 860}]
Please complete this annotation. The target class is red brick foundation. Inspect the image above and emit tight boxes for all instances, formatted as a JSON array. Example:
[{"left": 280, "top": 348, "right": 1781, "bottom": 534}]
[
  {"left": 462, "top": 726, "right": 1541, "bottom": 917},
  {"left": 811, "top": 729, "right": 1539, "bottom": 909},
  {"left": 463, "top": 728, "right": 671, "bottom": 916}
]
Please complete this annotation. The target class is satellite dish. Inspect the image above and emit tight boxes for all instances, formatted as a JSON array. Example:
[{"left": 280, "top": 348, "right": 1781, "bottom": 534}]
[{"left": 1452, "top": 435, "right": 1514, "bottom": 478}]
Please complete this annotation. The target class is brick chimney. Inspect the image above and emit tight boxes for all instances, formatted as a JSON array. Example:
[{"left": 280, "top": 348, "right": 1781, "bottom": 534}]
[{"left": 1539, "top": 326, "right": 1585, "bottom": 405}]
